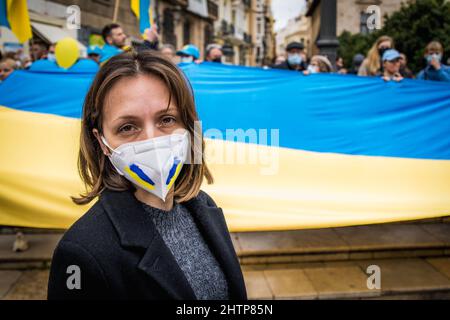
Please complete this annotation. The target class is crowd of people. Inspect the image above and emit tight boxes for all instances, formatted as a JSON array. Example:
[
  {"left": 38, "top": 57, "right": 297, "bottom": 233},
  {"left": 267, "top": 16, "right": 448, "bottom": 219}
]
[
  {"left": 271, "top": 35, "right": 450, "bottom": 83},
  {"left": 1, "top": 22, "right": 449, "bottom": 84}
]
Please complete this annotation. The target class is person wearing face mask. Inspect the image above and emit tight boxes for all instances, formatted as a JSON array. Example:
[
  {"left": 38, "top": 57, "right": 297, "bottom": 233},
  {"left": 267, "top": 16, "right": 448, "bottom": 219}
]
[
  {"left": 87, "top": 45, "right": 102, "bottom": 64},
  {"left": 46, "top": 43, "right": 56, "bottom": 62},
  {"left": 358, "top": 35, "right": 394, "bottom": 77},
  {"left": 205, "top": 44, "right": 223, "bottom": 63},
  {"left": 47, "top": 50, "right": 247, "bottom": 300},
  {"left": 417, "top": 41, "right": 450, "bottom": 82},
  {"left": 381, "top": 49, "right": 404, "bottom": 82},
  {"left": 176, "top": 44, "right": 200, "bottom": 64},
  {"left": 303, "top": 55, "right": 333, "bottom": 75},
  {"left": 273, "top": 41, "right": 307, "bottom": 72}
]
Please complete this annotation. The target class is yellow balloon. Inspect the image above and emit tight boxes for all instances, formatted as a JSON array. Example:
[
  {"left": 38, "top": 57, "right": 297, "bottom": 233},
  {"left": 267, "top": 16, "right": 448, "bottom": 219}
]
[{"left": 55, "top": 38, "right": 80, "bottom": 69}]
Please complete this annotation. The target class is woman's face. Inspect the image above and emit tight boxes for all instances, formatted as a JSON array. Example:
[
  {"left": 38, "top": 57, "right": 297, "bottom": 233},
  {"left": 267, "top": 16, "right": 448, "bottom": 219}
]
[
  {"left": 94, "top": 74, "right": 185, "bottom": 154},
  {"left": 384, "top": 58, "right": 400, "bottom": 74},
  {"left": 309, "top": 58, "right": 320, "bottom": 72},
  {"left": 0, "top": 62, "right": 14, "bottom": 81}
]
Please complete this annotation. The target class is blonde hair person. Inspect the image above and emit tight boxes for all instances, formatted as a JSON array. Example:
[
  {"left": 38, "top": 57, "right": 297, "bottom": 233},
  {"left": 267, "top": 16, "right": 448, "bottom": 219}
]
[
  {"left": 358, "top": 35, "right": 394, "bottom": 76},
  {"left": 417, "top": 40, "right": 450, "bottom": 82},
  {"left": 0, "top": 58, "right": 17, "bottom": 81}
]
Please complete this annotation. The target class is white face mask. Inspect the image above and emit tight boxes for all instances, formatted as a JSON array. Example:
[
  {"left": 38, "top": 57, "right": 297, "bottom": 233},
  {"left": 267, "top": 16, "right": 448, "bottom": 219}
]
[
  {"left": 307, "top": 65, "right": 319, "bottom": 74},
  {"left": 180, "top": 56, "right": 194, "bottom": 63},
  {"left": 47, "top": 53, "right": 56, "bottom": 62},
  {"left": 287, "top": 53, "right": 302, "bottom": 66},
  {"left": 101, "top": 131, "right": 190, "bottom": 201}
]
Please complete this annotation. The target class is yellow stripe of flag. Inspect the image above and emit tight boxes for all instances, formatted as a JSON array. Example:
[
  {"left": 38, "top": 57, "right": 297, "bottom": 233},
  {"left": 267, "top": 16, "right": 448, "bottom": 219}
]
[{"left": 6, "top": 0, "right": 32, "bottom": 43}]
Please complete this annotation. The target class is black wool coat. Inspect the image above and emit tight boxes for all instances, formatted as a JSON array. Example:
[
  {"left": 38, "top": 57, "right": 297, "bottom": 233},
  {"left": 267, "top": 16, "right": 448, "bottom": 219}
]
[{"left": 47, "top": 189, "right": 247, "bottom": 300}]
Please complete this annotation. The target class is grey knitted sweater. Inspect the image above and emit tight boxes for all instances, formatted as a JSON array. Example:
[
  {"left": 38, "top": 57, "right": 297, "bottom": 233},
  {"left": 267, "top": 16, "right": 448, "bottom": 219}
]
[{"left": 141, "top": 201, "right": 229, "bottom": 300}]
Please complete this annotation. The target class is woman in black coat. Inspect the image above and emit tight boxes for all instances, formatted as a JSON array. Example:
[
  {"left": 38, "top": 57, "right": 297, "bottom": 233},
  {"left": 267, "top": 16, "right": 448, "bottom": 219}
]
[{"left": 47, "top": 50, "right": 247, "bottom": 300}]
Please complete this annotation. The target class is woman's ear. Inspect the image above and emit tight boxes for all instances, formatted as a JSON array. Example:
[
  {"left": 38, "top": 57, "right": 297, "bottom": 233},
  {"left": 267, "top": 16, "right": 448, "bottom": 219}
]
[{"left": 92, "top": 128, "right": 110, "bottom": 156}]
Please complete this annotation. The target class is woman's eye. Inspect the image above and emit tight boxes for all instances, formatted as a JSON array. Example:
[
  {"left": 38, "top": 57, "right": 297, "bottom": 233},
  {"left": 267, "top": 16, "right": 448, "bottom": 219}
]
[
  {"left": 160, "top": 116, "right": 176, "bottom": 127},
  {"left": 118, "top": 124, "right": 137, "bottom": 133}
]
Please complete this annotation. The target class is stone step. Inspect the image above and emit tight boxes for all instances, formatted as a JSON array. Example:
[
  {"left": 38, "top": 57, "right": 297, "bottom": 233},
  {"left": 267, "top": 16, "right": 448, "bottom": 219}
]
[
  {"left": 0, "top": 234, "right": 62, "bottom": 266},
  {"left": 242, "top": 257, "right": 450, "bottom": 300},
  {"left": 232, "top": 221, "right": 450, "bottom": 265},
  {"left": 1, "top": 219, "right": 450, "bottom": 267}
]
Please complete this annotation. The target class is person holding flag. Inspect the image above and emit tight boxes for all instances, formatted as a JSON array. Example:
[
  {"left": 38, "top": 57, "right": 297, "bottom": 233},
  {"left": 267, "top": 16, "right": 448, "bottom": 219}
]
[
  {"left": 100, "top": 1, "right": 159, "bottom": 63},
  {"left": 100, "top": 23, "right": 129, "bottom": 63}
]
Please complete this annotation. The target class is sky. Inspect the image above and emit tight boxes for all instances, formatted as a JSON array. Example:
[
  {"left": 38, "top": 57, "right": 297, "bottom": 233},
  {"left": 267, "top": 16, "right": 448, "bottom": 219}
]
[{"left": 271, "top": 0, "right": 307, "bottom": 32}]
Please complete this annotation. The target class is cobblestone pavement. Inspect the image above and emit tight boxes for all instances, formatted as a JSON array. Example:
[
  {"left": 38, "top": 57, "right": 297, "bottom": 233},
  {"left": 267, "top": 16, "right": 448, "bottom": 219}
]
[{"left": 1, "top": 269, "right": 49, "bottom": 300}]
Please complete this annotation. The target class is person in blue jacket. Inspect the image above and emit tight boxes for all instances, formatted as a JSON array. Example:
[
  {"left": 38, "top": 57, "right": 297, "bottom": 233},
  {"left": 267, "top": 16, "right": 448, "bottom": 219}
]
[
  {"left": 100, "top": 23, "right": 127, "bottom": 63},
  {"left": 176, "top": 44, "right": 200, "bottom": 63},
  {"left": 100, "top": 23, "right": 159, "bottom": 63},
  {"left": 87, "top": 45, "right": 102, "bottom": 64},
  {"left": 417, "top": 41, "right": 450, "bottom": 82}
]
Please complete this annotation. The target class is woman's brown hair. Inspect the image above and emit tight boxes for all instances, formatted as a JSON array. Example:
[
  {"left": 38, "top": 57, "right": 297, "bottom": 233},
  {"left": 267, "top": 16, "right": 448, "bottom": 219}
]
[{"left": 72, "top": 50, "right": 213, "bottom": 205}]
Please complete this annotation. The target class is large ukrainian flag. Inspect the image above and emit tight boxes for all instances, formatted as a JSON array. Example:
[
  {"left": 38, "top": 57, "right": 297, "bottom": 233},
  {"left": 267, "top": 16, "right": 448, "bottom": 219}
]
[{"left": 0, "top": 61, "right": 449, "bottom": 231}]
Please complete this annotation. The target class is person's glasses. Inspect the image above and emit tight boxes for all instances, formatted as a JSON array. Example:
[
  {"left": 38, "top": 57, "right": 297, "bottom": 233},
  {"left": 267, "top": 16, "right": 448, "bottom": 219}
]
[{"left": 0, "top": 68, "right": 12, "bottom": 72}]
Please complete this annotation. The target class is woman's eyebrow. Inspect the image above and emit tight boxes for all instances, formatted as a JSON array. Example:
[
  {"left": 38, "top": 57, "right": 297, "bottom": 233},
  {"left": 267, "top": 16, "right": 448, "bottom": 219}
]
[
  {"left": 113, "top": 115, "right": 140, "bottom": 122},
  {"left": 112, "top": 105, "right": 178, "bottom": 122},
  {"left": 155, "top": 106, "right": 178, "bottom": 115}
]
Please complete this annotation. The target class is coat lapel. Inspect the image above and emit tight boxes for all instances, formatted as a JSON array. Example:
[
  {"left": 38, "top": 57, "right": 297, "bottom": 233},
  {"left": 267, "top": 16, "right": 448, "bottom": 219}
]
[{"left": 100, "top": 189, "right": 196, "bottom": 300}]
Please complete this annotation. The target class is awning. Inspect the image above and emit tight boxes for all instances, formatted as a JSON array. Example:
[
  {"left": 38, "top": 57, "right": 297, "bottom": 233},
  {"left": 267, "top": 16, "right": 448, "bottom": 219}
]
[
  {"left": 31, "top": 21, "right": 86, "bottom": 56},
  {"left": 0, "top": 26, "right": 19, "bottom": 45}
]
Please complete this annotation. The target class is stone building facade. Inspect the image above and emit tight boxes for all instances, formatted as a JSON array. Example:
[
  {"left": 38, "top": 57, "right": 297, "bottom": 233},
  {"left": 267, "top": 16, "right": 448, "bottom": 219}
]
[
  {"left": 306, "top": 0, "right": 409, "bottom": 56},
  {"left": 5, "top": 0, "right": 274, "bottom": 66}
]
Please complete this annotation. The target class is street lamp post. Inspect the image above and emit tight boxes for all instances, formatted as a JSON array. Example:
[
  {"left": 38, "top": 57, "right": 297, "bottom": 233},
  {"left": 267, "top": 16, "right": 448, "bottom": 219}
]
[{"left": 316, "top": 0, "right": 339, "bottom": 69}]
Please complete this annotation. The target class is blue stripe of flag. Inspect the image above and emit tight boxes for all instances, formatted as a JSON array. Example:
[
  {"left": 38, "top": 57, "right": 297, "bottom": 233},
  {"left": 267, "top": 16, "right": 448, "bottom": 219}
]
[
  {"left": 0, "top": 0, "right": 10, "bottom": 28},
  {"left": 139, "top": 0, "right": 151, "bottom": 34}
]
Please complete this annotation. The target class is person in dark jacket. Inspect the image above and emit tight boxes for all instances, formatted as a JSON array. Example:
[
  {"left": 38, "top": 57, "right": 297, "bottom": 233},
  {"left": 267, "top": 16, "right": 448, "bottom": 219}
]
[
  {"left": 272, "top": 41, "right": 307, "bottom": 72},
  {"left": 398, "top": 53, "right": 414, "bottom": 79},
  {"left": 47, "top": 50, "right": 247, "bottom": 300},
  {"left": 349, "top": 53, "right": 365, "bottom": 75}
]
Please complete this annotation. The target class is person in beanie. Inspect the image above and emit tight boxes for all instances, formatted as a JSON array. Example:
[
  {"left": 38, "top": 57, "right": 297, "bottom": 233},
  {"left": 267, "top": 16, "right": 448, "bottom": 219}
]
[
  {"left": 304, "top": 55, "right": 333, "bottom": 74},
  {"left": 273, "top": 41, "right": 307, "bottom": 72}
]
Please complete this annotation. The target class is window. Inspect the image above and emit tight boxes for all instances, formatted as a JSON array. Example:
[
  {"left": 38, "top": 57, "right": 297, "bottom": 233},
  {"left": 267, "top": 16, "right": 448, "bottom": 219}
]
[
  {"left": 360, "top": 11, "right": 371, "bottom": 35},
  {"left": 183, "top": 20, "right": 191, "bottom": 45},
  {"left": 163, "top": 8, "right": 176, "bottom": 47},
  {"left": 204, "top": 24, "right": 213, "bottom": 51}
]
